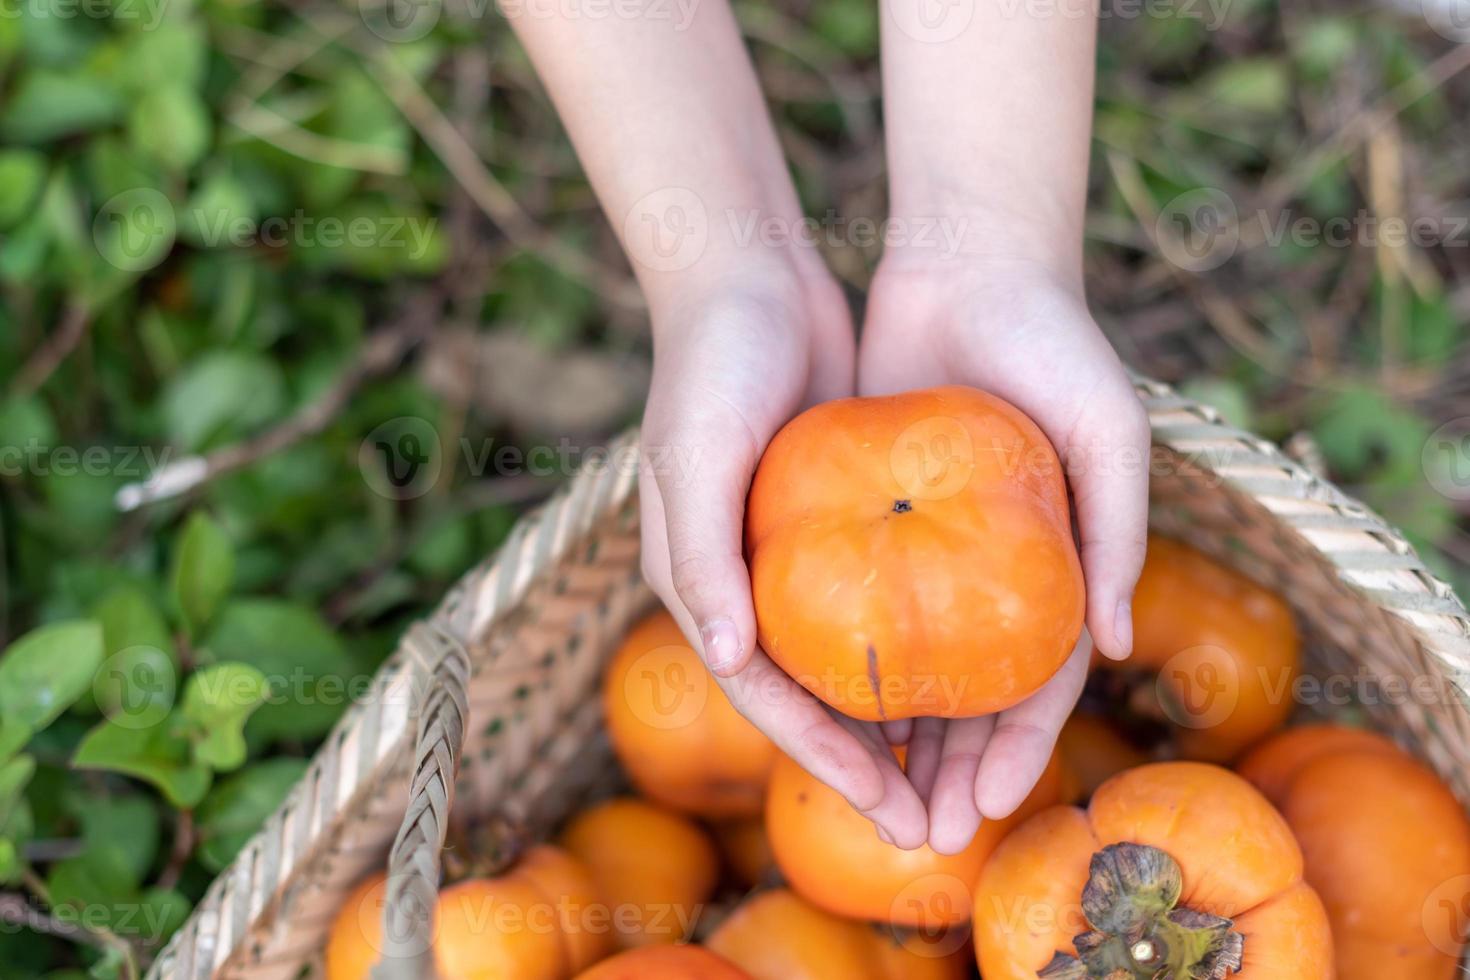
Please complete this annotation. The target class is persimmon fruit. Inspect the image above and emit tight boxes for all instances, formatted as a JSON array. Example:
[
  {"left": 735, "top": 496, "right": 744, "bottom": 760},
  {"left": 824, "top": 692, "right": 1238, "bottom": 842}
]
[
  {"left": 764, "top": 746, "right": 1066, "bottom": 927},
  {"left": 602, "top": 609, "right": 775, "bottom": 818},
  {"left": 323, "top": 843, "right": 611, "bottom": 980},
  {"left": 1094, "top": 535, "right": 1300, "bottom": 762},
  {"left": 972, "top": 761, "right": 1332, "bottom": 979},
  {"left": 706, "top": 887, "right": 968, "bottom": 980},
  {"left": 1057, "top": 712, "right": 1148, "bottom": 799},
  {"left": 559, "top": 797, "right": 719, "bottom": 948},
  {"left": 745, "top": 384, "right": 1085, "bottom": 722},
  {"left": 1240, "top": 724, "right": 1470, "bottom": 978}
]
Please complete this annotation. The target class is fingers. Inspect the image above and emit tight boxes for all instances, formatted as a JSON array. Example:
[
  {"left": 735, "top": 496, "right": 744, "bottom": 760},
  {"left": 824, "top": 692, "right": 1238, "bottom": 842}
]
[
  {"left": 880, "top": 718, "right": 913, "bottom": 745},
  {"left": 902, "top": 716, "right": 948, "bottom": 802},
  {"left": 925, "top": 716, "right": 995, "bottom": 855},
  {"left": 973, "top": 630, "right": 1092, "bottom": 820},
  {"left": 832, "top": 714, "right": 929, "bottom": 850},
  {"left": 640, "top": 407, "right": 761, "bottom": 677},
  {"left": 1066, "top": 383, "right": 1150, "bottom": 661},
  {"left": 715, "top": 649, "right": 891, "bottom": 814}
]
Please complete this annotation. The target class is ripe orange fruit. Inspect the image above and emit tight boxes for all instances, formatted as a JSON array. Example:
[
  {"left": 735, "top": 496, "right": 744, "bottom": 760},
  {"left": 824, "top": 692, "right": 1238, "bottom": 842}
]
[
  {"left": 711, "top": 816, "right": 775, "bottom": 888},
  {"left": 973, "top": 762, "right": 1332, "bottom": 980},
  {"left": 559, "top": 797, "right": 719, "bottom": 948},
  {"left": 513, "top": 844, "right": 616, "bottom": 972},
  {"left": 326, "top": 873, "right": 388, "bottom": 980},
  {"left": 1240, "top": 725, "right": 1470, "bottom": 978},
  {"left": 436, "top": 876, "right": 569, "bottom": 980},
  {"left": 764, "top": 747, "right": 1066, "bottom": 927},
  {"left": 1056, "top": 712, "right": 1147, "bottom": 799},
  {"left": 1098, "top": 534, "right": 1300, "bottom": 762},
  {"left": 706, "top": 887, "right": 969, "bottom": 980},
  {"left": 602, "top": 609, "right": 775, "bottom": 818},
  {"left": 573, "top": 945, "right": 751, "bottom": 979},
  {"left": 324, "top": 844, "right": 610, "bottom": 980},
  {"left": 745, "top": 385, "right": 1084, "bottom": 722}
]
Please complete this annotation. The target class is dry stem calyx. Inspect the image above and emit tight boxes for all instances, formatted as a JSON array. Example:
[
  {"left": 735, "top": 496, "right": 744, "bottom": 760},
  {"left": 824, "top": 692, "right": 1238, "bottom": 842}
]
[{"left": 1038, "top": 842, "right": 1245, "bottom": 980}]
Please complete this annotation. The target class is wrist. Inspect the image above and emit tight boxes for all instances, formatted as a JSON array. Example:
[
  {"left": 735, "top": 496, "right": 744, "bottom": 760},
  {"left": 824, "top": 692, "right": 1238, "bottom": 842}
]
[
  {"left": 641, "top": 227, "right": 838, "bottom": 329},
  {"left": 880, "top": 194, "right": 1085, "bottom": 285}
]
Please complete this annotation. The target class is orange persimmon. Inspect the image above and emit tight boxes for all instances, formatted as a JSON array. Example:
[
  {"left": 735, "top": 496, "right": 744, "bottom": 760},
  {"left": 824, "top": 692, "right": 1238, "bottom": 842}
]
[
  {"left": 603, "top": 609, "right": 775, "bottom": 818},
  {"left": 1057, "top": 712, "right": 1148, "bottom": 799},
  {"left": 765, "top": 747, "right": 1066, "bottom": 927},
  {"left": 324, "top": 843, "right": 611, "bottom": 980},
  {"left": 745, "top": 385, "right": 1085, "bottom": 722},
  {"left": 559, "top": 797, "right": 719, "bottom": 948},
  {"left": 573, "top": 945, "right": 751, "bottom": 979},
  {"left": 973, "top": 761, "right": 1332, "bottom": 980},
  {"left": 711, "top": 815, "right": 775, "bottom": 888},
  {"left": 1096, "top": 534, "right": 1300, "bottom": 762},
  {"left": 1240, "top": 725, "right": 1470, "bottom": 978},
  {"left": 706, "top": 888, "right": 968, "bottom": 980}
]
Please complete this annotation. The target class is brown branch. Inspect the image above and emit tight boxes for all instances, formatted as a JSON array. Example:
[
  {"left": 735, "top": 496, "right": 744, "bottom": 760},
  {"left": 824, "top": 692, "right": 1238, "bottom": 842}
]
[
  {"left": 154, "top": 809, "right": 194, "bottom": 893},
  {"left": 10, "top": 304, "right": 90, "bottom": 398}
]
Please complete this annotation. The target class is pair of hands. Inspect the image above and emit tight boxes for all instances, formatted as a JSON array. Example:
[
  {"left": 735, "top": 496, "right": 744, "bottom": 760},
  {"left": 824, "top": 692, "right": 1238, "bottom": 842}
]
[{"left": 638, "top": 246, "right": 1151, "bottom": 854}]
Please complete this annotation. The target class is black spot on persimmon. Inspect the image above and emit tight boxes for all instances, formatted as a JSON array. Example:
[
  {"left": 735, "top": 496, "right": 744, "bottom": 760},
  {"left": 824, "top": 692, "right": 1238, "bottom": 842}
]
[{"left": 892, "top": 499, "right": 912, "bottom": 514}]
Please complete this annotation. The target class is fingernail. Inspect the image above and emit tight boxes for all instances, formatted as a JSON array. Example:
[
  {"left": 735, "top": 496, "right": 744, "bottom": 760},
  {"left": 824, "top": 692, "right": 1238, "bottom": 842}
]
[
  {"left": 1112, "top": 597, "right": 1133, "bottom": 659},
  {"left": 876, "top": 825, "right": 893, "bottom": 845},
  {"left": 699, "top": 618, "right": 742, "bottom": 676}
]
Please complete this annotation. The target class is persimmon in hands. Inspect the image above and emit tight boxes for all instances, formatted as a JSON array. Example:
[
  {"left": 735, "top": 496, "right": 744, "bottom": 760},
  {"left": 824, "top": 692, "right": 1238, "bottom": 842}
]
[{"left": 745, "top": 385, "right": 1085, "bottom": 721}]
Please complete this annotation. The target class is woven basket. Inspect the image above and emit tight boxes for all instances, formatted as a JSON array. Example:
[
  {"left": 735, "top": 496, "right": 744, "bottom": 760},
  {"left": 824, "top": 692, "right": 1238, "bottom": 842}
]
[{"left": 144, "top": 376, "right": 1470, "bottom": 980}]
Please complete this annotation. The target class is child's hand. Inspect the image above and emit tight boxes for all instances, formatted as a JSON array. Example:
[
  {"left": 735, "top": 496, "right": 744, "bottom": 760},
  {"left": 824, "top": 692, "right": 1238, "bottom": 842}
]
[
  {"left": 858, "top": 252, "right": 1150, "bottom": 853},
  {"left": 638, "top": 262, "right": 929, "bottom": 849}
]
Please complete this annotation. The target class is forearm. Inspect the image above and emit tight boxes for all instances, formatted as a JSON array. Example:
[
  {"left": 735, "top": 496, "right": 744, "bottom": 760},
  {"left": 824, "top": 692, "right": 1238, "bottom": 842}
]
[
  {"left": 879, "top": 0, "right": 1097, "bottom": 277},
  {"left": 506, "top": 1, "right": 817, "bottom": 311}
]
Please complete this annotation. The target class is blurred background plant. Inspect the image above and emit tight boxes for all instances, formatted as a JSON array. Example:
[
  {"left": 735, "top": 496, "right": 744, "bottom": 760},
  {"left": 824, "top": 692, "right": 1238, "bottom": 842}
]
[{"left": 0, "top": 0, "right": 1468, "bottom": 972}]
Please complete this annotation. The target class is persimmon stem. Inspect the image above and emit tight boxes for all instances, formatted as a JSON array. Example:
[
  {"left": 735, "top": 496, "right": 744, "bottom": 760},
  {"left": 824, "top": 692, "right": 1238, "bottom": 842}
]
[{"left": 1038, "top": 843, "right": 1245, "bottom": 980}]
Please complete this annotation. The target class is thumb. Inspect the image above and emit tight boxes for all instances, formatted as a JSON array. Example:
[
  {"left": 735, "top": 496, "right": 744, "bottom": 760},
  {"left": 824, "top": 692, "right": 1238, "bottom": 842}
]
[{"left": 647, "top": 415, "right": 760, "bottom": 677}]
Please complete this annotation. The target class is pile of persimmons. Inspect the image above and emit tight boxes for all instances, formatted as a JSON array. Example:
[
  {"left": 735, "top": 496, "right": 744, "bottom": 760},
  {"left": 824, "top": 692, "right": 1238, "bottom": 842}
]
[{"left": 326, "top": 386, "right": 1470, "bottom": 979}]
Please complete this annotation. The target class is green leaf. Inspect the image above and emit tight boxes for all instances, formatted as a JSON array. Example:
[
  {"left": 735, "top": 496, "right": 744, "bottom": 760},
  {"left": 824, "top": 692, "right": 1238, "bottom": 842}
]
[
  {"left": 170, "top": 512, "right": 235, "bottom": 635},
  {"left": 92, "top": 586, "right": 179, "bottom": 729},
  {"left": 0, "top": 394, "right": 57, "bottom": 451},
  {"left": 0, "top": 150, "right": 47, "bottom": 229},
  {"left": 203, "top": 599, "right": 356, "bottom": 741},
  {"left": 0, "top": 69, "right": 123, "bottom": 143},
  {"left": 47, "top": 845, "right": 136, "bottom": 917},
  {"left": 0, "top": 754, "right": 35, "bottom": 817},
  {"left": 127, "top": 85, "right": 211, "bottom": 172},
  {"left": 73, "top": 719, "right": 211, "bottom": 808},
  {"left": 162, "top": 351, "right": 286, "bottom": 451},
  {"left": 195, "top": 758, "right": 307, "bottom": 871},
  {"left": 180, "top": 171, "right": 256, "bottom": 249},
  {"left": 1202, "top": 58, "right": 1290, "bottom": 114},
  {"left": 137, "top": 887, "right": 192, "bottom": 945},
  {"left": 0, "top": 620, "right": 105, "bottom": 732},
  {"left": 77, "top": 794, "right": 160, "bottom": 888},
  {"left": 182, "top": 663, "right": 268, "bottom": 771}
]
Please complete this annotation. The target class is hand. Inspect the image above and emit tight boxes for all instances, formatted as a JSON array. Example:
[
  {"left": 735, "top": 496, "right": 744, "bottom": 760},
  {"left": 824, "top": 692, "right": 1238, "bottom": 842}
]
[
  {"left": 638, "top": 257, "right": 931, "bottom": 848},
  {"left": 858, "top": 251, "right": 1150, "bottom": 853}
]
